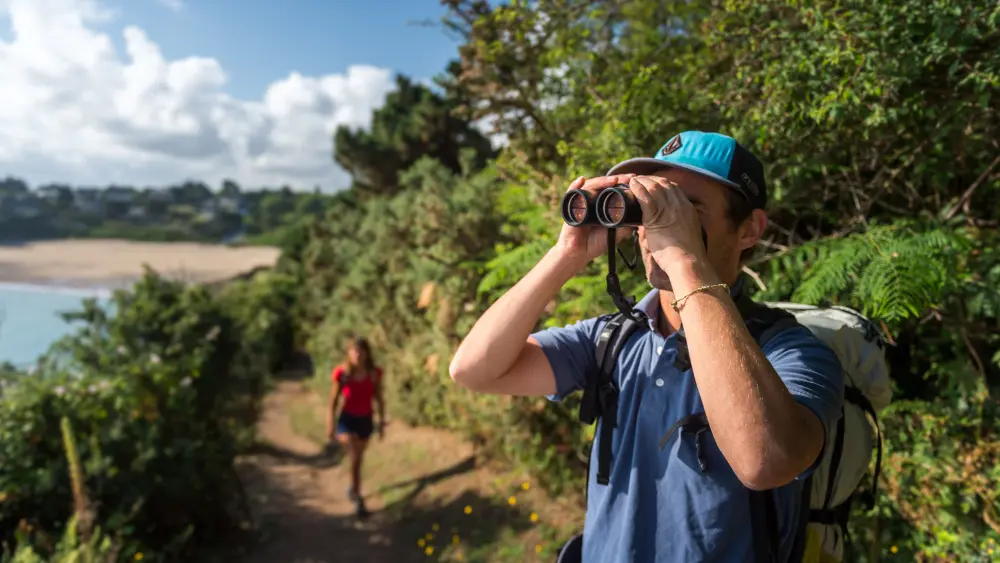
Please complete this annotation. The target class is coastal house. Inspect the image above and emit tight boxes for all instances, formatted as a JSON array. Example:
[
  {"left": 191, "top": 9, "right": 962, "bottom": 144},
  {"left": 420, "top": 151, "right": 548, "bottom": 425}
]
[
  {"left": 104, "top": 186, "right": 136, "bottom": 219},
  {"left": 5, "top": 193, "right": 44, "bottom": 219},
  {"left": 74, "top": 188, "right": 104, "bottom": 214},
  {"left": 37, "top": 185, "right": 72, "bottom": 204},
  {"left": 104, "top": 186, "right": 136, "bottom": 204}
]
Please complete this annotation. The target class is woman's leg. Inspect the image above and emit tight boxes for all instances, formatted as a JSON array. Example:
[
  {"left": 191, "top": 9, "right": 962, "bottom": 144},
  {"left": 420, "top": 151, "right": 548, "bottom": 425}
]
[{"left": 348, "top": 433, "right": 369, "bottom": 497}]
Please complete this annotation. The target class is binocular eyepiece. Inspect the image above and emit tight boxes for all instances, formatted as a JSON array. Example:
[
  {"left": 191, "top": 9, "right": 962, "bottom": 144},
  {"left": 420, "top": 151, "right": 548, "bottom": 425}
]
[{"left": 560, "top": 184, "right": 642, "bottom": 228}]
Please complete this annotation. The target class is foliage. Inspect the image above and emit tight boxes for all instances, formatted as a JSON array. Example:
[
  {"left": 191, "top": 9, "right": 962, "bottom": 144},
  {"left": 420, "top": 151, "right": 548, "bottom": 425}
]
[
  {"left": 274, "top": 0, "right": 1000, "bottom": 560},
  {"left": 0, "top": 267, "right": 296, "bottom": 560},
  {"left": 333, "top": 74, "right": 496, "bottom": 198}
]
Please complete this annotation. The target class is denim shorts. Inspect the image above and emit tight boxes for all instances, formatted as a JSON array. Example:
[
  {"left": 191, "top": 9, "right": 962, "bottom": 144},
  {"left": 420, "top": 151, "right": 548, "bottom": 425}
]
[{"left": 337, "top": 412, "right": 374, "bottom": 440}]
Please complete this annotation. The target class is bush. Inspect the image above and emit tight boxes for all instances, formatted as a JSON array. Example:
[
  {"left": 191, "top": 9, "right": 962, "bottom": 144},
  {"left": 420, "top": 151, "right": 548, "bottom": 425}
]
[{"left": 0, "top": 267, "right": 295, "bottom": 560}]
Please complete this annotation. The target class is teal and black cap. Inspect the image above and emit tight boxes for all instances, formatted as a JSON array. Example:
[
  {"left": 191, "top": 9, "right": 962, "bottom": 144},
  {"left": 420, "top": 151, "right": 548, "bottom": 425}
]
[{"left": 606, "top": 131, "right": 767, "bottom": 210}]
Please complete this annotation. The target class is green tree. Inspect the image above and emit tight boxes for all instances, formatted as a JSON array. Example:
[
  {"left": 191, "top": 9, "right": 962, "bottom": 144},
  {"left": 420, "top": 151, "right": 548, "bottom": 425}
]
[{"left": 333, "top": 74, "right": 496, "bottom": 197}]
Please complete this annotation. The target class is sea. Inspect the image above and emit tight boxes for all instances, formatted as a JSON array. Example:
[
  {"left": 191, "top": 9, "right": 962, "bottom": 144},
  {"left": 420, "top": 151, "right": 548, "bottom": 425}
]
[{"left": 0, "top": 283, "right": 112, "bottom": 369}]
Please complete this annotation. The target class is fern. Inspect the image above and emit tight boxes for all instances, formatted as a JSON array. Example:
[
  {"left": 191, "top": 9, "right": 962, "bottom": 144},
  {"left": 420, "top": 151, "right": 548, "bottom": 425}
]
[{"left": 790, "top": 221, "right": 972, "bottom": 323}]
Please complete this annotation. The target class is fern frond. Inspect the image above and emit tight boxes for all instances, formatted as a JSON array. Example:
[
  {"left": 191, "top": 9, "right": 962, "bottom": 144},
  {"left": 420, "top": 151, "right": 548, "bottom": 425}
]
[{"left": 787, "top": 221, "right": 972, "bottom": 323}]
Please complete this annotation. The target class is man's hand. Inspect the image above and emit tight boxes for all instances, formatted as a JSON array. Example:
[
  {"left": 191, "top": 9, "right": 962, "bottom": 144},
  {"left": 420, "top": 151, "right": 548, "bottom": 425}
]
[
  {"left": 554, "top": 174, "right": 638, "bottom": 264},
  {"left": 629, "top": 176, "right": 708, "bottom": 268}
]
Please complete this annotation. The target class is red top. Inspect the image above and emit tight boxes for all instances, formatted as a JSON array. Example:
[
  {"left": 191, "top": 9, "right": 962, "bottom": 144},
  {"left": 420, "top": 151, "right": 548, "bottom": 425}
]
[{"left": 332, "top": 365, "right": 382, "bottom": 417}]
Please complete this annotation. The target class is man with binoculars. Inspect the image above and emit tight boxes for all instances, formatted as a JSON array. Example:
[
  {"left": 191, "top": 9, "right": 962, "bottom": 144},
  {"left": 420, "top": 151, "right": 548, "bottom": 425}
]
[{"left": 449, "top": 131, "right": 843, "bottom": 562}]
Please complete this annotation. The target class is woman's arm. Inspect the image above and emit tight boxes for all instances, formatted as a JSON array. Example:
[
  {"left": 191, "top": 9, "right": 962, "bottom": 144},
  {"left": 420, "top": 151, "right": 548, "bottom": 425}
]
[{"left": 327, "top": 381, "right": 342, "bottom": 439}]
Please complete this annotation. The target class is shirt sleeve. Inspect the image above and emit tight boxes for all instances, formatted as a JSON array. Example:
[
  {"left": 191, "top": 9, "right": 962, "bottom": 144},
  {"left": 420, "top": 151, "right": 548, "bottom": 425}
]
[
  {"left": 331, "top": 365, "right": 343, "bottom": 385},
  {"left": 761, "top": 325, "right": 845, "bottom": 480},
  {"left": 529, "top": 316, "right": 610, "bottom": 402}
]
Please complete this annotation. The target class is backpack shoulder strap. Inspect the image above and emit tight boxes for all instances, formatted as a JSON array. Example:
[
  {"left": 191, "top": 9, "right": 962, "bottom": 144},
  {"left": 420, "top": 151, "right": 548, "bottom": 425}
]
[
  {"left": 579, "top": 312, "right": 645, "bottom": 486},
  {"left": 578, "top": 313, "right": 624, "bottom": 426}
]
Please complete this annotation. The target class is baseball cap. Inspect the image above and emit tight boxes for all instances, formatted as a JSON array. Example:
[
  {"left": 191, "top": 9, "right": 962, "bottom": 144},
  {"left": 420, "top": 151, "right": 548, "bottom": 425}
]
[{"left": 606, "top": 131, "right": 767, "bottom": 210}]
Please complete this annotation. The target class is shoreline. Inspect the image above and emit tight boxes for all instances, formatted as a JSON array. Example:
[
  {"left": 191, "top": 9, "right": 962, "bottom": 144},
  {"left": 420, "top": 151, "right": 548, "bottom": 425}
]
[
  {"left": 0, "top": 281, "right": 116, "bottom": 298},
  {"left": 0, "top": 239, "right": 280, "bottom": 287}
]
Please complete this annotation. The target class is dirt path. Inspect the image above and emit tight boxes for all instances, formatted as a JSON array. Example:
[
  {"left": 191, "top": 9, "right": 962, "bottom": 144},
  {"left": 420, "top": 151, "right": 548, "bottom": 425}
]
[
  {"left": 235, "top": 380, "right": 403, "bottom": 562},
  {"left": 233, "top": 379, "right": 582, "bottom": 563}
]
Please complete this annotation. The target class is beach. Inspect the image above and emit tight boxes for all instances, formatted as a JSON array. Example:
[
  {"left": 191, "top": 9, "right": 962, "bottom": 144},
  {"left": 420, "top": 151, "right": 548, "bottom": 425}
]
[{"left": 0, "top": 239, "right": 281, "bottom": 288}]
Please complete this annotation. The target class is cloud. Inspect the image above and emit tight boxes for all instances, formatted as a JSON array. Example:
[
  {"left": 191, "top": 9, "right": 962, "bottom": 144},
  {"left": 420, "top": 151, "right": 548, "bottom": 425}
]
[
  {"left": 156, "top": 0, "right": 183, "bottom": 11},
  {"left": 0, "top": 0, "right": 397, "bottom": 190}
]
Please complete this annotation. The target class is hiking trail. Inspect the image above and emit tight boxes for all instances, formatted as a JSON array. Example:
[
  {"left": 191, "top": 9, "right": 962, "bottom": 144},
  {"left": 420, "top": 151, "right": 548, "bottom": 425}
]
[{"left": 231, "top": 379, "right": 581, "bottom": 562}]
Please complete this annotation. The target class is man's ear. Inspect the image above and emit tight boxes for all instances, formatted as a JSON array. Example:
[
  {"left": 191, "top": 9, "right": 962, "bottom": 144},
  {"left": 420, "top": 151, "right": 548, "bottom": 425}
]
[{"left": 738, "top": 209, "right": 768, "bottom": 253}]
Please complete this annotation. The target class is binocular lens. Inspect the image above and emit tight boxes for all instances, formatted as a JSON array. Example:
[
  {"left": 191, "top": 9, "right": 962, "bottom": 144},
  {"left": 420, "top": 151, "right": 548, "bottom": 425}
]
[
  {"left": 568, "top": 192, "right": 589, "bottom": 224},
  {"left": 596, "top": 186, "right": 642, "bottom": 228},
  {"left": 561, "top": 189, "right": 596, "bottom": 226},
  {"left": 560, "top": 184, "right": 641, "bottom": 228},
  {"left": 604, "top": 191, "right": 626, "bottom": 224}
]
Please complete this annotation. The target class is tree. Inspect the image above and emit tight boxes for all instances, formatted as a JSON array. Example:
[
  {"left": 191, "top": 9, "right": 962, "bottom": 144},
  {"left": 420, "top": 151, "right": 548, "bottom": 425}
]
[
  {"left": 333, "top": 74, "right": 496, "bottom": 197},
  {"left": 220, "top": 179, "right": 242, "bottom": 199},
  {"left": 0, "top": 176, "right": 29, "bottom": 196}
]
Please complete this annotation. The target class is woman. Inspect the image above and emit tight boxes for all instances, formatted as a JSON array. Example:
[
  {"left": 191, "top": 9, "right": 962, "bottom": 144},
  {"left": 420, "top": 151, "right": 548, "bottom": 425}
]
[{"left": 326, "top": 336, "right": 385, "bottom": 517}]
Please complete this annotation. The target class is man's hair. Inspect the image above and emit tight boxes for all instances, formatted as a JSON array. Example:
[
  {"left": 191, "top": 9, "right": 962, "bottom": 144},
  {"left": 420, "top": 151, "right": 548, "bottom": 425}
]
[{"left": 723, "top": 188, "right": 758, "bottom": 264}]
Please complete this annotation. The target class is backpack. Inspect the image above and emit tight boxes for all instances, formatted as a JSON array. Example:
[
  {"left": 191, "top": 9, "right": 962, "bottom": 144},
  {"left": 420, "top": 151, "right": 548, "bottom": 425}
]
[{"left": 557, "top": 292, "right": 892, "bottom": 563}]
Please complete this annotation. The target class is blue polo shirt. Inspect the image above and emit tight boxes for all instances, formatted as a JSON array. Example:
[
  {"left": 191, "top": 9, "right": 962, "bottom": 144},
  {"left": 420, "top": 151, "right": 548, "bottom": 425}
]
[{"left": 531, "top": 285, "right": 843, "bottom": 563}]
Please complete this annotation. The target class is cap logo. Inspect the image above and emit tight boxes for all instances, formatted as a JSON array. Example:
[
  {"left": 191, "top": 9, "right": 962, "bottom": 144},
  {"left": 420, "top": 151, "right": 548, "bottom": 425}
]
[
  {"left": 740, "top": 172, "right": 760, "bottom": 196},
  {"left": 660, "top": 135, "right": 682, "bottom": 156}
]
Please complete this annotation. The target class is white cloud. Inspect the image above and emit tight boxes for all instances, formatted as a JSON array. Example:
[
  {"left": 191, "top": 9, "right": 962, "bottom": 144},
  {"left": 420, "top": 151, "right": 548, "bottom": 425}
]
[
  {"left": 156, "top": 0, "right": 183, "bottom": 11},
  {"left": 0, "top": 0, "right": 397, "bottom": 190}
]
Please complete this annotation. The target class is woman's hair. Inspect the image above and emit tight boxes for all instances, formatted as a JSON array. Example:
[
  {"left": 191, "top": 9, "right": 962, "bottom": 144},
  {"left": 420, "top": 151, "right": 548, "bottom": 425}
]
[{"left": 343, "top": 335, "right": 376, "bottom": 377}]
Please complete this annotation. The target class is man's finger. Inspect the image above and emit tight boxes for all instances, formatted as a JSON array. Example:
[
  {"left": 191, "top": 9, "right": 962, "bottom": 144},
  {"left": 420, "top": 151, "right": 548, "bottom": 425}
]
[
  {"left": 583, "top": 173, "right": 634, "bottom": 191},
  {"left": 565, "top": 176, "right": 586, "bottom": 193}
]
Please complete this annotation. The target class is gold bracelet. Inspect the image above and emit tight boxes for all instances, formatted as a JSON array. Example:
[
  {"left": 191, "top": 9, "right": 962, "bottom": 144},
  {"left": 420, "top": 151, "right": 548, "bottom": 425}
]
[{"left": 670, "top": 283, "right": 729, "bottom": 313}]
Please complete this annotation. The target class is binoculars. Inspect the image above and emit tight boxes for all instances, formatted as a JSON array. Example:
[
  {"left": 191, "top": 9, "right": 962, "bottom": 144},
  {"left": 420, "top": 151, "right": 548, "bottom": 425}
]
[{"left": 561, "top": 184, "right": 641, "bottom": 228}]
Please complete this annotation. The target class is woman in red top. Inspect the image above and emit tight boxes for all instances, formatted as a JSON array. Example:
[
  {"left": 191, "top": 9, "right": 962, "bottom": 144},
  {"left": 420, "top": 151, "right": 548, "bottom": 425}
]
[{"left": 327, "top": 335, "right": 384, "bottom": 517}]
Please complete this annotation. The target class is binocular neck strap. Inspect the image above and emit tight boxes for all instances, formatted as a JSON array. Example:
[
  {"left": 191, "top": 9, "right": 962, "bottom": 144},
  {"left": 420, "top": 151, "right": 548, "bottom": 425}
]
[{"left": 605, "top": 229, "right": 649, "bottom": 324}]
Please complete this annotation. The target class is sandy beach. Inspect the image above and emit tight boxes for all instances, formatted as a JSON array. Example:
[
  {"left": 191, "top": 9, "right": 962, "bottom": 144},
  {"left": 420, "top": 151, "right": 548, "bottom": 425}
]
[{"left": 0, "top": 239, "right": 281, "bottom": 288}]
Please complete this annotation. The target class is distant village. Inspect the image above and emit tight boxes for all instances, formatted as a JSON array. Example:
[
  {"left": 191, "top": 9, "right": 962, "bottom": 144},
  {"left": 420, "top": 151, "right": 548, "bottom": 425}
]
[{"left": 0, "top": 176, "right": 329, "bottom": 243}]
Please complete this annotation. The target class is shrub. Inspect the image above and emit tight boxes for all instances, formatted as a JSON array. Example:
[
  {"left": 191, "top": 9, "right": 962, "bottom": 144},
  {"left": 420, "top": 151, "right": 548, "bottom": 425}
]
[{"left": 0, "top": 267, "right": 295, "bottom": 560}]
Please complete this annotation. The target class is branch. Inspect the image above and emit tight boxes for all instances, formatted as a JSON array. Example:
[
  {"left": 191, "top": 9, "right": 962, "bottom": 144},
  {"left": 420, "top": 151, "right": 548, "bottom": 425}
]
[
  {"left": 741, "top": 265, "right": 767, "bottom": 291},
  {"left": 943, "top": 154, "right": 1000, "bottom": 221}
]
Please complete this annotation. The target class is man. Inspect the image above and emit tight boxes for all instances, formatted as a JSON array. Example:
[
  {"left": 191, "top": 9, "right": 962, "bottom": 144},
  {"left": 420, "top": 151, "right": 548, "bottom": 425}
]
[{"left": 449, "top": 131, "right": 844, "bottom": 562}]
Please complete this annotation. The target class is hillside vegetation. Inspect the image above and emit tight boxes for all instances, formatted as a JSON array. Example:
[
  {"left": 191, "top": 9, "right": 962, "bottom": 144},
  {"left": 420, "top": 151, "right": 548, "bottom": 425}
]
[{"left": 275, "top": 1, "right": 1000, "bottom": 561}]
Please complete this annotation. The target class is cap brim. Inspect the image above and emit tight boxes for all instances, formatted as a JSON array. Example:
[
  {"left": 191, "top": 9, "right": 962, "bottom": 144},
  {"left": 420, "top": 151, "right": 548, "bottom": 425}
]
[{"left": 606, "top": 157, "right": 741, "bottom": 190}]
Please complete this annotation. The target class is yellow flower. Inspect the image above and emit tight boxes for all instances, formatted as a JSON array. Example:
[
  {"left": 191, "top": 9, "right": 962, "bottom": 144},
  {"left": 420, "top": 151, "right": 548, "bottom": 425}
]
[
  {"left": 426, "top": 533, "right": 435, "bottom": 541},
  {"left": 418, "top": 539, "right": 425, "bottom": 547},
  {"left": 134, "top": 554, "right": 143, "bottom": 561},
  {"left": 535, "top": 545, "right": 543, "bottom": 553},
  {"left": 508, "top": 496, "right": 517, "bottom": 506},
  {"left": 464, "top": 505, "right": 472, "bottom": 514},
  {"left": 453, "top": 534, "right": 460, "bottom": 545},
  {"left": 432, "top": 523, "right": 440, "bottom": 531},
  {"left": 890, "top": 546, "right": 898, "bottom": 554},
  {"left": 425, "top": 546, "right": 434, "bottom": 555},
  {"left": 530, "top": 512, "right": 539, "bottom": 522},
  {"left": 522, "top": 481, "right": 530, "bottom": 490}
]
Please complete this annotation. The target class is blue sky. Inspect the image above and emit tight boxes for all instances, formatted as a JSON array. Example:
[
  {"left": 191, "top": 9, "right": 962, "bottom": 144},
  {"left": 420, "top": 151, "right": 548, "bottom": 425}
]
[
  {"left": 0, "top": 0, "right": 480, "bottom": 190},
  {"left": 100, "top": 0, "right": 462, "bottom": 99}
]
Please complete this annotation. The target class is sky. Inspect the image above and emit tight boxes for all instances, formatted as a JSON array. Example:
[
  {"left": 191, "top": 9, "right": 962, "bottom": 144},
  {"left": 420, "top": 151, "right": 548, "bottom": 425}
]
[{"left": 0, "top": 0, "right": 467, "bottom": 192}]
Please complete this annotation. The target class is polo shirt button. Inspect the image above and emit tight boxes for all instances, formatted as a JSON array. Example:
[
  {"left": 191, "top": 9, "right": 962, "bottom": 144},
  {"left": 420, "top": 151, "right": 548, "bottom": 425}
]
[
  {"left": 656, "top": 346, "right": 663, "bottom": 355},
  {"left": 655, "top": 378, "right": 665, "bottom": 387}
]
